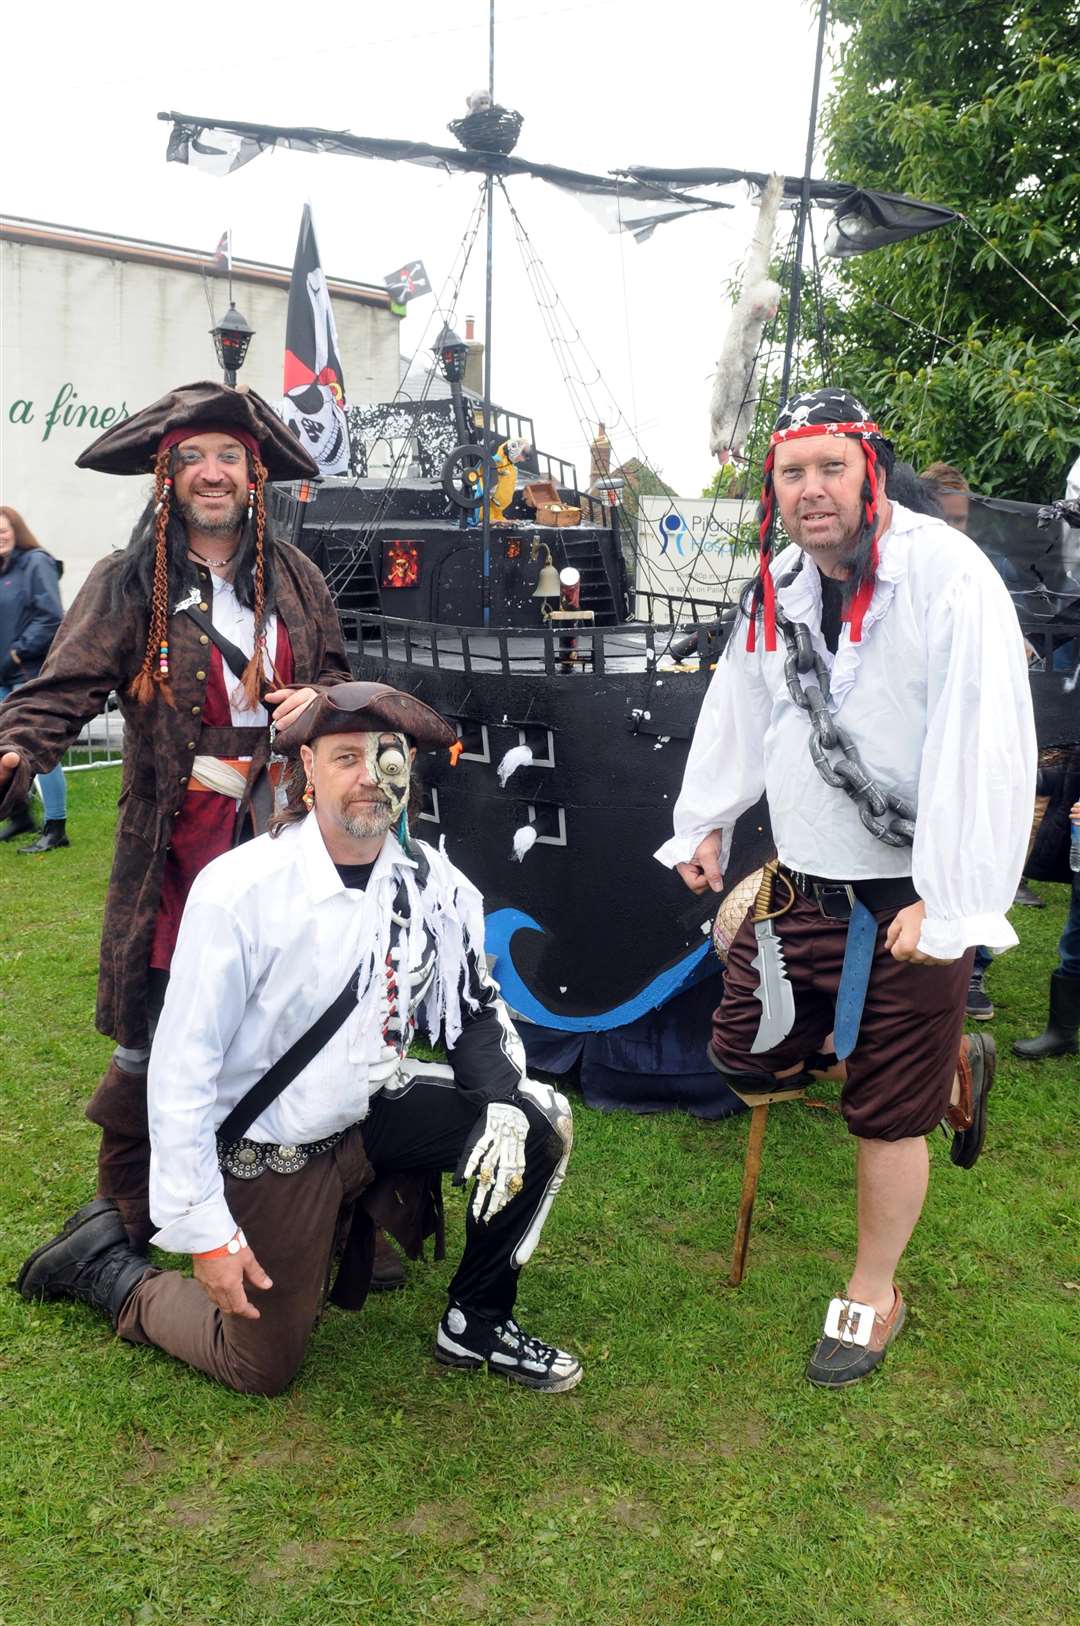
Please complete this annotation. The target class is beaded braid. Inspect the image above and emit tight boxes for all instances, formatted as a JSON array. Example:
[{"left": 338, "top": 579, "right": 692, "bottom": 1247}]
[
  {"left": 128, "top": 448, "right": 176, "bottom": 706},
  {"left": 235, "top": 457, "right": 271, "bottom": 711}
]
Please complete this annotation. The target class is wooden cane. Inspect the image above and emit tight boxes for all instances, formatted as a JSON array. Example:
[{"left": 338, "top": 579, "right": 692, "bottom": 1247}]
[{"left": 728, "top": 1102, "right": 769, "bottom": 1286}]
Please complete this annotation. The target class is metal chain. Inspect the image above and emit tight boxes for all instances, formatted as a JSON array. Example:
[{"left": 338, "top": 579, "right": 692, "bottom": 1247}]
[{"left": 775, "top": 601, "right": 917, "bottom": 848}]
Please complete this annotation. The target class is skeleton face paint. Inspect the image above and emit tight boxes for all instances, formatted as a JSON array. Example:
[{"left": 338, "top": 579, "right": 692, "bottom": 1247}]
[{"left": 368, "top": 731, "right": 411, "bottom": 819}]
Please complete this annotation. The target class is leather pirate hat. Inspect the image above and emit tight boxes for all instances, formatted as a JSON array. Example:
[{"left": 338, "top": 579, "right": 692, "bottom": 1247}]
[
  {"left": 274, "top": 682, "right": 457, "bottom": 753},
  {"left": 75, "top": 380, "right": 319, "bottom": 480}
]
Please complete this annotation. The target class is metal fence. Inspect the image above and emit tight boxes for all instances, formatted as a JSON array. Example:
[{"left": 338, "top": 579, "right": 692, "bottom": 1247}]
[{"left": 62, "top": 694, "right": 124, "bottom": 771}]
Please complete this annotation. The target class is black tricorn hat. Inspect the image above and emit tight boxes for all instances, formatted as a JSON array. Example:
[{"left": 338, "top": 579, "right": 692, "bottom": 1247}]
[
  {"left": 274, "top": 682, "right": 457, "bottom": 754},
  {"left": 75, "top": 380, "right": 319, "bottom": 480}
]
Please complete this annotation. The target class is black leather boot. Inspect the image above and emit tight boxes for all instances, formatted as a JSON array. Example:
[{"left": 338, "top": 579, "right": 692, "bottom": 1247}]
[
  {"left": 0, "top": 799, "right": 38, "bottom": 841},
  {"left": 1012, "top": 971, "right": 1080, "bottom": 1060},
  {"left": 16, "top": 1198, "right": 152, "bottom": 1325},
  {"left": 18, "top": 819, "right": 69, "bottom": 854}
]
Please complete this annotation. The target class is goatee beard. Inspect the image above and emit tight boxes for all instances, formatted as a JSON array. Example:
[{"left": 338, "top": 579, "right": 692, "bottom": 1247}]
[
  {"left": 178, "top": 497, "right": 245, "bottom": 536},
  {"left": 342, "top": 801, "right": 395, "bottom": 840}
]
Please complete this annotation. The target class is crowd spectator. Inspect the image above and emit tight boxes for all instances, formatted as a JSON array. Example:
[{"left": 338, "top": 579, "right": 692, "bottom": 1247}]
[{"left": 0, "top": 507, "right": 69, "bottom": 851}]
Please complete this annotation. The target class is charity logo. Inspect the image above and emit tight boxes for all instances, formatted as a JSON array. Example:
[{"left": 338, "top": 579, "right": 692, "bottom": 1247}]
[{"left": 658, "top": 511, "right": 688, "bottom": 556}]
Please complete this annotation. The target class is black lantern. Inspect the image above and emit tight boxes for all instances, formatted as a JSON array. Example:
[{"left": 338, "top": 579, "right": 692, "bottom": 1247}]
[
  {"left": 211, "top": 303, "right": 255, "bottom": 386},
  {"left": 434, "top": 324, "right": 468, "bottom": 385}
]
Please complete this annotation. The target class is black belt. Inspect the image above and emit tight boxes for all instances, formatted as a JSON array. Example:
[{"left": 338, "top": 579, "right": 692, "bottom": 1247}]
[{"left": 780, "top": 865, "right": 919, "bottom": 920}]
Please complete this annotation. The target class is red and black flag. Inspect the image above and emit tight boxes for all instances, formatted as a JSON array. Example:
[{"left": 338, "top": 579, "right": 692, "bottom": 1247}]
[{"left": 279, "top": 205, "right": 350, "bottom": 477}]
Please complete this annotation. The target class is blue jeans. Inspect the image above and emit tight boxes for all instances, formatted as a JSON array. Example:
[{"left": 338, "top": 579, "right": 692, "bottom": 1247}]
[
  {"left": 0, "top": 679, "right": 67, "bottom": 819},
  {"left": 973, "top": 945, "right": 992, "bottom": 975},
  {"left": 1060, "top": 878, "right": 1080, "bottom": 977}
]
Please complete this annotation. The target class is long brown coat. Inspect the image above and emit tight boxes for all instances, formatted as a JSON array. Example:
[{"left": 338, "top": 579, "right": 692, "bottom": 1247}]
[{"left": 0, "top": 542, "right": 351, "bottom": 1045}]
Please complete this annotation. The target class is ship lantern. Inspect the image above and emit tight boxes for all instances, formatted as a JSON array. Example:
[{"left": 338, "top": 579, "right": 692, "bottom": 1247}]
[
  {"left": 434, "top": 325, "right": 468, "bottom": 385},
  {"left": 531, "top": 541, "right": 561, "bottom": 601},
  {"left": 211, "top": 303, "right": 255, "bottom": 386}
]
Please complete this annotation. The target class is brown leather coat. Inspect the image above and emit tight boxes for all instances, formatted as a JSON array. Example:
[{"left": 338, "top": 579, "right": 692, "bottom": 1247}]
[{"left": 0, "top": 542, "right": 351, "bottom": 1045}]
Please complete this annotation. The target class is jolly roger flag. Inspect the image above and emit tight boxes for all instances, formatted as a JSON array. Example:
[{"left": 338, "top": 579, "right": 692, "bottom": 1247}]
[
  {"left": 383, "top": 259, "right": 431, "bottom": 305},
  {"left": 278, "top": 204, "right": 350, "bottom": 477}
]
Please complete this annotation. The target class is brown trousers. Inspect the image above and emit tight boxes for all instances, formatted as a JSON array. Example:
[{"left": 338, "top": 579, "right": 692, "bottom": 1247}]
[{"left": 118, "top": 1128, "right": 373, "bottom": 1397}]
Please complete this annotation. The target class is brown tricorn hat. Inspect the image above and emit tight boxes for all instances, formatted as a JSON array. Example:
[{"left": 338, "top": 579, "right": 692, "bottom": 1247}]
[
  {"left": 275, "top": 682, "right": 457, "bottom": 754},
  {"left": 75, "top": 380, "right": 319, "bottom": 480}
]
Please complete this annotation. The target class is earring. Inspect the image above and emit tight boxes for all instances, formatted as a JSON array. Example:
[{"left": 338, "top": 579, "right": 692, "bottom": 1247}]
[
  {"left": 302, "top": 781, "right": 315, "bottom": 812},
  {"left": 154, "top": 476, "right": 173, "bottom": 516},
  {"left": 247, "top": 481, "right": 256, "bottom": 521}
]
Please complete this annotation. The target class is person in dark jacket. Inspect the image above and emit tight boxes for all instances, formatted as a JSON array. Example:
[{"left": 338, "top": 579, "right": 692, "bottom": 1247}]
[
  {"left": 1013, "top": 748, "right": 1080, "bottom": 1059},
  {"left": 0, "top": 507, "right": 69, "bottom": 850}
]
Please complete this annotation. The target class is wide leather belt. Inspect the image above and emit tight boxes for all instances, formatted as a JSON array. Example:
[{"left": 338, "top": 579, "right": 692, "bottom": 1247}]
[
  {"left": 196, "top": 725, "right": 267, "bottom": 755},
  {"left": 780, "top": 865, "right": 919, "bottom": 920}
]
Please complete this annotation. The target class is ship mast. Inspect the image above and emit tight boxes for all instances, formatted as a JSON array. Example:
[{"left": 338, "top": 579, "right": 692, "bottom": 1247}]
[
  {"left": 480, "top": 0, "right": 497, "bottom": 625},
  {"left": 777, "top": 0, "right": 829, "bottom": 408}
]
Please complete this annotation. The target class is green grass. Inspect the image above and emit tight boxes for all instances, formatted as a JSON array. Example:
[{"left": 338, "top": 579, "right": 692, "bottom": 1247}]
[{"left": 1, "top": 768, "right": 1077, "bottom": 1625}]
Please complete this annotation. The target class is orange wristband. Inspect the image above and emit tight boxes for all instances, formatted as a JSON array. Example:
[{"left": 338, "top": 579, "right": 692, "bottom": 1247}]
[{"left": 193, "top": 1228, "right": 246, "bottom": 1260}]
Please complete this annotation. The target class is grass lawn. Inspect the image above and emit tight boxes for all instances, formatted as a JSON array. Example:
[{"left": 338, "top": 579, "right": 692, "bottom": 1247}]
[{"left": 1, "top": 767, "right": 1077, "bottom": 1626}]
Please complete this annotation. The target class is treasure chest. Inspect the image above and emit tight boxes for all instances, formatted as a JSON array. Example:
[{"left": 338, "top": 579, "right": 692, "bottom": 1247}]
[{"left": 523, "top": 480, "right": 581, "bottom": 527}]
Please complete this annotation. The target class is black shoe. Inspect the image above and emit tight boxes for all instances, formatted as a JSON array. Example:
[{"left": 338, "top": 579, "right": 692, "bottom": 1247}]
[
  {"left": 435, "top": 1302, "right": 583, "bottom": 1392},
  {"left": 965, "top": 968, "right": 994, "bottom": 1021},
  {"left": 0, "top": 801, "right": 38, "bottom": 841},
  {"left": 16, "top": 1198, "right": 151, "bottom": 1325},
  {"left": 947, "top": 1033, "right": 996, "bottom": 1169},
  {"left": 1012, "top": 881, "right": 1045, "bottom": 908},
  {"left": 1012, "top": 970, "right": 1080, "bottom": 1060},
  {"left": 18, "top": 819, "right": 69, "bottom": 854}
]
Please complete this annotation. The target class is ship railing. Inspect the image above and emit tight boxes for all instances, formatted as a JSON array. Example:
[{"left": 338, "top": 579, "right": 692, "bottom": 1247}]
[
  {"left": 343, "top": 602, "right": 730, "bottom": 677},
  {"left": 632, "top": 588, "right": 740, "bottom": 624}
]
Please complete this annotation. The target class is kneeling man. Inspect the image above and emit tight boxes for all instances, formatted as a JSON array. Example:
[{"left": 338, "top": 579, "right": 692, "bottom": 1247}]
[{"left": 19, "top": 683, "right": 580, "bottom": 1396}]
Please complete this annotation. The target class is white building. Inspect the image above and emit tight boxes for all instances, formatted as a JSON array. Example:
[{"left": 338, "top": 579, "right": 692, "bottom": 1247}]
[{"left": 0, "top": 216, "right": 400, "bottom": 600}]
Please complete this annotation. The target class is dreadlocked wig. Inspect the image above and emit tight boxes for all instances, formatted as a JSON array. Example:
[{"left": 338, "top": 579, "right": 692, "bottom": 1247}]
[
  {"left": 745, "top": 390, "right": 895, "bottom": 653},
  {"left": 118, "top": 448, "right": 277, "bottom": 709}
]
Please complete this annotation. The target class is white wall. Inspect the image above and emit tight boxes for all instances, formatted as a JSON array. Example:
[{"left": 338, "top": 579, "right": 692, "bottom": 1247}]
[{"left": 1, "top": 238, "right": 399, "bottom": 601}]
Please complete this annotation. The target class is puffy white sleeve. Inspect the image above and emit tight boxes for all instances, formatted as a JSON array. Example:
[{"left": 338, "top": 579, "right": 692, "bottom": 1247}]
[
  {"left": 912, "top": 562, "right": 1037, "bottom": 959},
  {"left": 147, "top": 896, "right": 254, "bottom": 1254},
  {"left": 654, "top": 627, "right": 773, "bottom": 870}
]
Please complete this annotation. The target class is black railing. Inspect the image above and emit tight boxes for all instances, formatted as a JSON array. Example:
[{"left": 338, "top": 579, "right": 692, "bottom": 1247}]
[{"left": 343, "top": 609, "right": 726, "bottom": 678}]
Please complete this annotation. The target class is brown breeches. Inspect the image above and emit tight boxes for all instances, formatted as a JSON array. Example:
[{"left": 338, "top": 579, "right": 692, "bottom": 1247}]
[{"left": 117, "top": 1128, "right": 374, "bottom": 1397}]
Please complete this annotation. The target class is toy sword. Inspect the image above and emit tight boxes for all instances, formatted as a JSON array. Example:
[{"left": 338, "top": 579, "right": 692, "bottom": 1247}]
[{"left": 749, "top": 861, "right": 796, "bottom": 1055}]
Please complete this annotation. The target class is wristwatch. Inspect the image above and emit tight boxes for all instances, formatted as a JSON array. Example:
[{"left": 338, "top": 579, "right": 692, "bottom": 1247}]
[{"left": 193, "top": 1228, "right": 247, "bottom": 1260}]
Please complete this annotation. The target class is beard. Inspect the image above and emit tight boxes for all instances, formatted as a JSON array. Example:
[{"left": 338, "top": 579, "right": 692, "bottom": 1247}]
[
  {"left": 341, "top": 794, "right": 396, "bottom": 840},
  {"left": 177, "top": 494, "right": 245, "bottom": 535}
]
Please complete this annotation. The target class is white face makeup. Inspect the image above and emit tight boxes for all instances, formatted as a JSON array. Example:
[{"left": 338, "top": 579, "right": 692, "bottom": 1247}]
[{"left": 367, "top": 730, "right": 411, "bottom": 819}]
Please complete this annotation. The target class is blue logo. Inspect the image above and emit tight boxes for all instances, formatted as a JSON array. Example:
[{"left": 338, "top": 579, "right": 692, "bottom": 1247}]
[{"left": 659, "top": 511, "right": 687, "bottom": 556}]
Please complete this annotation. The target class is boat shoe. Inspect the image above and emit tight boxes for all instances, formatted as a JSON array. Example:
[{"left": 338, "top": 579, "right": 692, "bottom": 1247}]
[
  {"left": 806, "top": 1287, "right": 906, "bottom": 1387},
  {"left": 946, "top": 1033, "right": 996, "bottom": 1169}
]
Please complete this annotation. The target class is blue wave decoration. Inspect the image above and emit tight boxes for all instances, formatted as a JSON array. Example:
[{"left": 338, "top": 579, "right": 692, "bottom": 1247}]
[{"left": 484, "top": 907, "right": 711, "bottom": 1032}]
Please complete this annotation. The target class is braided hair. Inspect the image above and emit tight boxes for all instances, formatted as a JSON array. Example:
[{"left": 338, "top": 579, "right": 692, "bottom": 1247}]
[
  {"left": 744, "top": 390, "right": 894, "bottom": 652},
  {"left": 115, "top": 448, "right": 277, "bottom": 708}
]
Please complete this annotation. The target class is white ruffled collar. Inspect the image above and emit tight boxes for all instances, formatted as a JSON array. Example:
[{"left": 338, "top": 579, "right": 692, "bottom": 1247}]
[{"left": 773, "top": 503, "right": 917, "bottom": 711}]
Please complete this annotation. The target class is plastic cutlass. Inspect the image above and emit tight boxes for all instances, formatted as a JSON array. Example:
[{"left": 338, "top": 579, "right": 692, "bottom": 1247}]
[{"left": 749, "top": 861, "right": 796, "bottom": 1054}]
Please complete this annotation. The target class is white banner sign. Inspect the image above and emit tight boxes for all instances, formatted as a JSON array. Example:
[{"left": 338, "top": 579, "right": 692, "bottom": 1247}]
[{"left": 635, "top": 496, "right": 757, "bottom": 623}]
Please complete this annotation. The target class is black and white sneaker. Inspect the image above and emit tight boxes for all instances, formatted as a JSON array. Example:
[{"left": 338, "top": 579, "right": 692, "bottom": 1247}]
[{"left": 435, "top": 1303, "right": 583, "bottom": 1393}]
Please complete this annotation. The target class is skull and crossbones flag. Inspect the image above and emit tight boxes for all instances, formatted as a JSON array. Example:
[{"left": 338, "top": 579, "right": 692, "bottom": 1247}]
[
  {"left": 277, "top": 205, "right": 350, "bottom": 478},
  {"left": 383, "top": 260, "right": 431, "bottom": 305}
]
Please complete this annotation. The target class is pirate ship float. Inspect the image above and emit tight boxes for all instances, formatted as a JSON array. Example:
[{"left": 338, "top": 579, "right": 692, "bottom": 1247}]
[{"left": 159, "top": 2, "right": 1078, "bottom": 1094}]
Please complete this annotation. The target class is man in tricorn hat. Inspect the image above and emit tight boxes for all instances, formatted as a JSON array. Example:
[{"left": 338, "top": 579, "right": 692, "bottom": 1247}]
[
  {"left": 18, "top": 682, "right": 581, "bottom": 1398},
  {"left": 657, "top": 388, "right": 1036, "bottom": 1386},
  {"left": 0, "top": 381, "right": 351, "bottom": 1251}
]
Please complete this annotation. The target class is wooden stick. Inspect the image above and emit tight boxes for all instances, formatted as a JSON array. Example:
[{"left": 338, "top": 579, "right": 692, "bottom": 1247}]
[{"left": 728, "top": 1102, "right": 769, "bottom": 1287}]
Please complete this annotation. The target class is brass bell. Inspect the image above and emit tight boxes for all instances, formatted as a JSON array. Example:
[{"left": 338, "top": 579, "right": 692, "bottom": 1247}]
[{"left": 532, "top": 561, "right": 562, "bottom": 599}]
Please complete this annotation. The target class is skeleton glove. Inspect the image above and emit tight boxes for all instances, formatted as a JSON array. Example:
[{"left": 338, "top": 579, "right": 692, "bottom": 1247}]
[{"left": 455, "top": 1101, "right": 530, "bottom": 1223}]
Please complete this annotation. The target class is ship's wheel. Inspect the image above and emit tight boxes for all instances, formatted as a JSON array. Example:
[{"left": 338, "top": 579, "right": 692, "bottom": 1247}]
[{"left": 441, "top": 444, "right": 497, "bottom": 508}]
